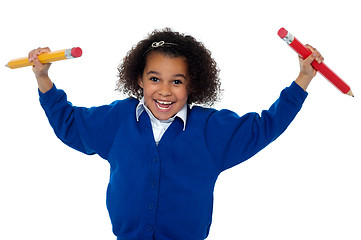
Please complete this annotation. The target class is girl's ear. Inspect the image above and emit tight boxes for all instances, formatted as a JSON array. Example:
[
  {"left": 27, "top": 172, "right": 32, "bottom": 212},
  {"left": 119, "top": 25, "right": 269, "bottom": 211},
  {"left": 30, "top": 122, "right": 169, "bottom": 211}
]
[{"left": 138, "top": 77, "right": 143, "bottom": 88}]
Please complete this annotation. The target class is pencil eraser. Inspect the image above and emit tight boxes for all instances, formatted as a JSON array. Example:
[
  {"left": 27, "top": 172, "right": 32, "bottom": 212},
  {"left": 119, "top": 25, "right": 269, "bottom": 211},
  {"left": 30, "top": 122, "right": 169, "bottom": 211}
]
[
  {"left": 71, "top": 47, "right": 83, "bottom": 58},
  {"left": 278, "top": 28, "right": 288, "bottom": 38}
]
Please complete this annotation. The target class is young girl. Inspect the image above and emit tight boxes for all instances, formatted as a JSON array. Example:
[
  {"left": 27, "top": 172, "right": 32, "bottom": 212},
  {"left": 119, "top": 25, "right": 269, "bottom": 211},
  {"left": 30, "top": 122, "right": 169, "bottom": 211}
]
[{"left": 29, "top": 28, "right": 323, "bottom": 240}]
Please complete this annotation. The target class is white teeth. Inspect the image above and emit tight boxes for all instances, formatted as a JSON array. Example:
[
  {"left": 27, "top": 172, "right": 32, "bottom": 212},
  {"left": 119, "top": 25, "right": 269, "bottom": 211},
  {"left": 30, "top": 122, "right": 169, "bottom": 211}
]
[
  {"left": 155, "top": 100, "right": 173, "bottom": 110},
  {"left": 156, "top": 104, "right": 171, "bottom": 110},
  {"left": 156, "top": 100, "right": 172, "bottom": 105}
]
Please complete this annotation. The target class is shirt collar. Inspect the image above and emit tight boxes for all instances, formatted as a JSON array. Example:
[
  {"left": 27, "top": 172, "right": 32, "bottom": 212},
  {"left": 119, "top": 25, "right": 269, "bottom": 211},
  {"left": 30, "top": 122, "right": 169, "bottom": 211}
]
[{"left": 136, "top": 97, "right": 187, "bottom": 131}]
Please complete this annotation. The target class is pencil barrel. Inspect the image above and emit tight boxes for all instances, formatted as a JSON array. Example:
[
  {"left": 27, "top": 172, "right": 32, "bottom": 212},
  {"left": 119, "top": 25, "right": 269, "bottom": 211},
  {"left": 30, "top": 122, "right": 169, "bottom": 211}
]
[
  {"left": 312, "top": 62, "right": 351, "bottom": 94},
  {"left": 6, "top": 47, "right": 82, "bottom": 69}
]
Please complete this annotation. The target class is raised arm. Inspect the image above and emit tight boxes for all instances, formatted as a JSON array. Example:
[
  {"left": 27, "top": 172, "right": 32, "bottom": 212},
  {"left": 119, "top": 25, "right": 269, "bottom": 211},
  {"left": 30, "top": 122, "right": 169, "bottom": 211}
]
[
  {"left": 208, "top": 44, "right": 323, "bottom": 172},
  {"left": 30, "top": 47, "right": 121, "bottom": 159}
]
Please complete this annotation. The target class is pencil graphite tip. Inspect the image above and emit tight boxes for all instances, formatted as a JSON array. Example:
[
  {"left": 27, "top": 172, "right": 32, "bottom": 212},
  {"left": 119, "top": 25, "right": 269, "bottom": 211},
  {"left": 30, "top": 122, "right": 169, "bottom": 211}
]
[{"left": 5, "top": 63, "right": 9, "bottom": 68}]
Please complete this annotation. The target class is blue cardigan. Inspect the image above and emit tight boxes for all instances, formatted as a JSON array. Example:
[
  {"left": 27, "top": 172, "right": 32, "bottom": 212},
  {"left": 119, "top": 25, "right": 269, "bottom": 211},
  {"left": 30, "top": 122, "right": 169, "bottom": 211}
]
[{"left": 39, "top": 81, "right": 307, "bottom": 240}]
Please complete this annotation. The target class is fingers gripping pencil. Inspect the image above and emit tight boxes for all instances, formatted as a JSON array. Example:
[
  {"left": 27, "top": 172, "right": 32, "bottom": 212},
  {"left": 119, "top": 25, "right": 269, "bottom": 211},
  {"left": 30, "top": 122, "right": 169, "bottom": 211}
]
[
  {"left": 278, "top": 28, "right": 354, "bottom": 97},
  {"left": 6, "top": 47, "right": 82, "bottom": 69}
]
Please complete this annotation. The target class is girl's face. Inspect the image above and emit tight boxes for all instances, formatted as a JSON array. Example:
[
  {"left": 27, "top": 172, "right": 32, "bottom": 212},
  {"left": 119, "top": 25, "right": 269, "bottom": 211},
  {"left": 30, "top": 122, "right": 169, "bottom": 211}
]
[{"left": 138, "top": 52, "right": 189, "bottom": 120}]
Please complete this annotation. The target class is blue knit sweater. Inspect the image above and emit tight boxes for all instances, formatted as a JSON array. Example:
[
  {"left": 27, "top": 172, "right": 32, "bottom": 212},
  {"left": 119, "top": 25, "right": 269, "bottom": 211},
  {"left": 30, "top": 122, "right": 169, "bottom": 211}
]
[{"left": 39, "top": 81, "right": 307, "bottom": 240}]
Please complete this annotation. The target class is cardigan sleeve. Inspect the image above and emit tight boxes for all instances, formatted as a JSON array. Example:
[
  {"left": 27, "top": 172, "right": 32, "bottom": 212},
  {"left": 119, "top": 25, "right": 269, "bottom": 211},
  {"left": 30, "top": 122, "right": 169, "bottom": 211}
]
[
  {"left": 38, "top": 84, "right": 123, "bottom": 159},
  {"left": 206, "top": 81, "right": 308, "bottom": 172}
]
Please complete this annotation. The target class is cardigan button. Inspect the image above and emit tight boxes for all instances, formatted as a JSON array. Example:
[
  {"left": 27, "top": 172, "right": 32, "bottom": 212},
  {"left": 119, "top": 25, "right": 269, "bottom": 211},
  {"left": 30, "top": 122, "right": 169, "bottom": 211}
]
[
  {"left": 151, "top": 180, "right": 156, "bottom": 188},
  {"left": 147, "top": 225, "right": 153, "bottom": 232}
]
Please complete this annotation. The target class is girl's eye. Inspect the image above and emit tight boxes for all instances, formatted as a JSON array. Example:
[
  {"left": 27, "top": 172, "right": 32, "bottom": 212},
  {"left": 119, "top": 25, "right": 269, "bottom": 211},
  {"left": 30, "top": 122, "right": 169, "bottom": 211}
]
[
  {"left": 150, "top": 77, "right": 159, "bottom": 82},
  {"left": 173, "top": 80, "right": 182, "bottom": 85}
]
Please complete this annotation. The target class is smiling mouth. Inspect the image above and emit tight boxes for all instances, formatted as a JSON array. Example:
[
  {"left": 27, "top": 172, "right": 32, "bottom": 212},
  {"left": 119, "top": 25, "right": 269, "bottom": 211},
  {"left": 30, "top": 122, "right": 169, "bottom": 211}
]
[{"left": 155, "top": 100, "right": 173, "bottom": 110}]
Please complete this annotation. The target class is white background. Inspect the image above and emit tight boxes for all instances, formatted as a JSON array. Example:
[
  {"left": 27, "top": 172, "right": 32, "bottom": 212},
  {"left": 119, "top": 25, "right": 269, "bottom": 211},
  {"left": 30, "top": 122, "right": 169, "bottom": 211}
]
[{"left": 1, "top": 0, "right": 360, "bottom": 239}]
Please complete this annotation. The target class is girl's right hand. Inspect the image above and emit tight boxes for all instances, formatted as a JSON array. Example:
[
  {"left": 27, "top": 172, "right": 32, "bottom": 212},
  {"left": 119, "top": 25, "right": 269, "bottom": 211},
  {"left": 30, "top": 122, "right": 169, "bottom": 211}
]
[
  {"left": 29, "top": 47, "right": 54, "bottom": 93},
  {"left": 28, "top": 47, "right": 52, "bottom": 79}
]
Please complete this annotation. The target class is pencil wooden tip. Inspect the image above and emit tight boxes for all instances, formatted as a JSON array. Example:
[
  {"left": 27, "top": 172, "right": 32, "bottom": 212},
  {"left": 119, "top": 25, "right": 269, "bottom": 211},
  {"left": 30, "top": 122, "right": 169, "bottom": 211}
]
[{"left": 346, "top": 90, "right": 354, "bottom": 97}]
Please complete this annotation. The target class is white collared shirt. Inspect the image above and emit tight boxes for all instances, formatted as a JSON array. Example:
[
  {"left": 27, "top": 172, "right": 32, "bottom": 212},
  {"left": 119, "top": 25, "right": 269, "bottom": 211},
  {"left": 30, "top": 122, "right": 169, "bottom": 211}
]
[{"left": 136, "top": 97, "right": 187, "bottom": 145}]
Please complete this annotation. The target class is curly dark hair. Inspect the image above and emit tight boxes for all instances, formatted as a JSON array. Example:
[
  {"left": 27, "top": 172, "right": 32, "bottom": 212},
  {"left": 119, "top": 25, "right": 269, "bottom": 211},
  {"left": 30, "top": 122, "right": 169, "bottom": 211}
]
[{"left": 116, "top": 28, "right": 221, "bottom": 106}]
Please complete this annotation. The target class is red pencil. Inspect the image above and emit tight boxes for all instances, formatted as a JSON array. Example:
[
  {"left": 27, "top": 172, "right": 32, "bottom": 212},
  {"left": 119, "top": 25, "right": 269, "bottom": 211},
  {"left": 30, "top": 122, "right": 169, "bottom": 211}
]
[{"left": 278, "top": 28, "right": 354, "bottom": 97}]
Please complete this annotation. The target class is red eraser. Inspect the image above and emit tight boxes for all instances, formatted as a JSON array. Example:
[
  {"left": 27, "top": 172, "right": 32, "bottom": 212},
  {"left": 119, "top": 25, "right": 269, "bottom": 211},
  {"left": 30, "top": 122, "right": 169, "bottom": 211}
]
[
  {"left": 71, "top": 47, "right": 83, "bottom": 58},
  {"left": 277, "top": 28, "right": 288, "bottom": 38}
]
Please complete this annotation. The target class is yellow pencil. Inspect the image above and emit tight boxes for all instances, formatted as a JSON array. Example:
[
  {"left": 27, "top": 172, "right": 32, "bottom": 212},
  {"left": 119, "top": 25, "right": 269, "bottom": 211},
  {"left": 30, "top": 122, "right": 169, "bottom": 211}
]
[{"left": 5, "top": 47, "right": 82, "bottom": 69}]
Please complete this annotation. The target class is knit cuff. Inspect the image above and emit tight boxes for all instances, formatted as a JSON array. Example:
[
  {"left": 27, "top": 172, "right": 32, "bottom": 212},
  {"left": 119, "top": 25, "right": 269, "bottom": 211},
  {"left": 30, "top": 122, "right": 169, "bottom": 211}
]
[
  {"left": 287, "top": 81, "right": 308, "bottom": 103},
  {"left": 38, "top": 84, "right": 61, "bottom": 105}
]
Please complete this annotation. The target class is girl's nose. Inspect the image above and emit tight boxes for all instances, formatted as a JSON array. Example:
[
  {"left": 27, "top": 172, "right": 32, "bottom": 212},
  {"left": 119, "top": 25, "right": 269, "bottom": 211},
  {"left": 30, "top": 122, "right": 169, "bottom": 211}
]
[{"left": 158, "top": 83, "right": 171, "bottom": 96}]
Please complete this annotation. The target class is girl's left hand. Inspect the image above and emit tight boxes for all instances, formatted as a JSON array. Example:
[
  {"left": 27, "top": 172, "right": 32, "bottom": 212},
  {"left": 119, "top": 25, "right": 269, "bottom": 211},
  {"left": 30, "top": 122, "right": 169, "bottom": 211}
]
[
  {"left": 295, "top": 44, "right": 324, "bottom": 91},
  {"left": 298, "top": 44, "right": 324, "bottom": 79}
]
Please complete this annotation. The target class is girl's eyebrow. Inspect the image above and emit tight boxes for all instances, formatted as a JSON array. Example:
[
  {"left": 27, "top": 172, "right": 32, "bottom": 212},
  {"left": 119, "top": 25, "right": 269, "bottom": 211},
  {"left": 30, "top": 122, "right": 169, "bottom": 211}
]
[
  {"left": 146, "top": 71, "right": 187, "bottom": 79},
  {"left": 146, "top": 70, "right": 160, "bottom": 76},
  {"left": 174, "top": 73, "right": 187, "bottom": 79}
]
